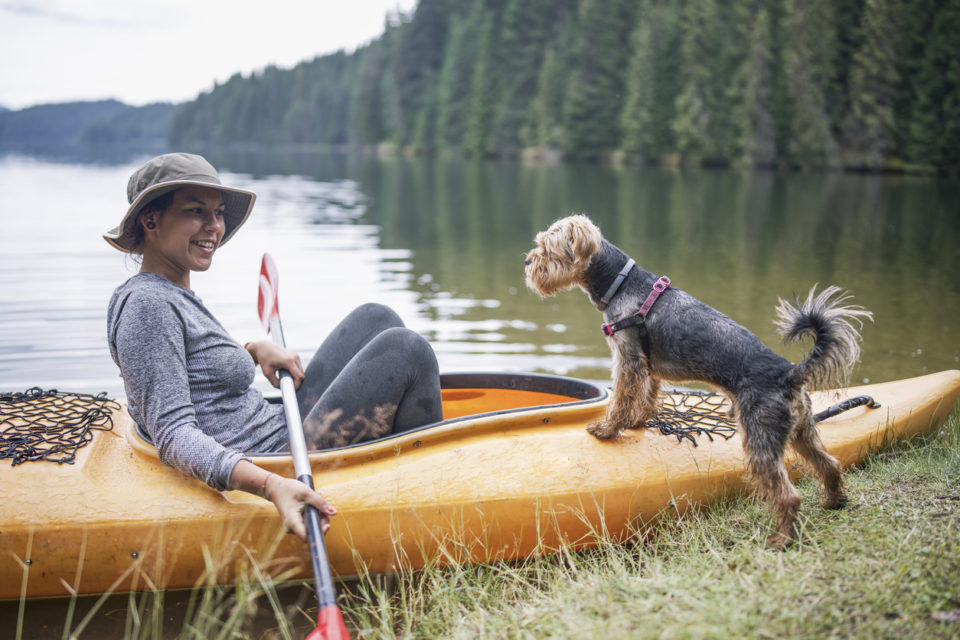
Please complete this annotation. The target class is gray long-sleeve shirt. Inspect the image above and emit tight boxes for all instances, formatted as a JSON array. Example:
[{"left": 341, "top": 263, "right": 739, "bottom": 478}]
[{"left": 107, "top": 273, "right": 287, "bottom": 490}]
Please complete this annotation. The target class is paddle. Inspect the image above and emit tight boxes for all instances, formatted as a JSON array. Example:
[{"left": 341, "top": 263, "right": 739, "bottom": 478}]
[{"left": 258, "top": 253, "right": 350, "bottom": 640}]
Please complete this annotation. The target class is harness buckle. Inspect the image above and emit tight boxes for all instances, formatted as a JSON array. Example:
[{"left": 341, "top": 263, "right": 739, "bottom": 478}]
[{"left": 601, "top": 323, "right": 615, "bottom": 337}]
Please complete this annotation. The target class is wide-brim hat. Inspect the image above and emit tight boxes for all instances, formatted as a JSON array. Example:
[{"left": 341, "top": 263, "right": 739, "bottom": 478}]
[{"left": 103, "top": 152, "right": 256, "bottom": 253}]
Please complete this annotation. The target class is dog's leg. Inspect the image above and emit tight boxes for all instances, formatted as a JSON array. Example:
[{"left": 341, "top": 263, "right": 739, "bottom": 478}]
[
  {"left": 789, "top": 393, "right": 847, "bottom": 509},
  {"left": 587, "top": 349, "right": 660, "bottom": 439},
  {"left": 740, "top": 398, "right": 802, "bottom": 549},
  {"left": 626, "top": 368, "right": 661, "bottom": 430}
]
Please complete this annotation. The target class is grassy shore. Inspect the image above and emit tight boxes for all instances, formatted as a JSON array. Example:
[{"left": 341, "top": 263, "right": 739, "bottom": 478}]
[
  {"left": 344, "top": 404, "right": 960, "bottom": 639},
  {"left": 10, "top": 404, "right": 958, "bottom": 639}
]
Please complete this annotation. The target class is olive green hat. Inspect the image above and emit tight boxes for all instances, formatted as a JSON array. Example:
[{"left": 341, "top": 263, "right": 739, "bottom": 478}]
[{"left": 103, "top": 153, "right": 256, "bottom": 253}]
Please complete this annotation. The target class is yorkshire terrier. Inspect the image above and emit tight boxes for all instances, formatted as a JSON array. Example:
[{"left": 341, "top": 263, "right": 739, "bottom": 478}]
[{"left": 524, "top": 214, "right": 872, "bottom": 548}]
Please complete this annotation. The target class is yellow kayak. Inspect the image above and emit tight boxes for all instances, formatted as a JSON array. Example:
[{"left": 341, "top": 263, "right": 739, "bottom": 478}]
[{"left": 1, "top": 370, "right": 958, "bottom": 600}]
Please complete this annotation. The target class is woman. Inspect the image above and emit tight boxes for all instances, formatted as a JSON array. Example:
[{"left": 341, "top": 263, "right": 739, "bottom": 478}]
[{"left": 105, "top": 153, "right": 443, "bottom": 540}]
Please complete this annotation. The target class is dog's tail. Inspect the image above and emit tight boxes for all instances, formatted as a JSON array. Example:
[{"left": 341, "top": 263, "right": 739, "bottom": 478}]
[{"left": 774, "top": 285, "right": 873, "bottom": 390}]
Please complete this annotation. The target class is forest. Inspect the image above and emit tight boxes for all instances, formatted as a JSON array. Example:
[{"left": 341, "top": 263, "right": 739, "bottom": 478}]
[{"left": 163, "top": 0, "right": 956, "bottom": 174}]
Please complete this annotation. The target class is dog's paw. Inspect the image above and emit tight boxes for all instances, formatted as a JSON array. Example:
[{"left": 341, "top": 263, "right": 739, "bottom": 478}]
[
  {"left": 765, "top": 531, "right": 795, "bottom": 551},
  {"left": 586, "top": 421, "right": 621, "bottom": 440},
  {"left": 822, "top": 492, "right": 848, "bottom": 510}
]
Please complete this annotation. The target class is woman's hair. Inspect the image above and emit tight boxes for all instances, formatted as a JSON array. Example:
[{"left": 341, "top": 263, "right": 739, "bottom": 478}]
[{"left": 129, "top": 190, "right": 176, "bottom": 256}]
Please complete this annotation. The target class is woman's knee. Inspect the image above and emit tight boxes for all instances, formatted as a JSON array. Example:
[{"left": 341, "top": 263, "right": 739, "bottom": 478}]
[
  {"left": 378, "top": 327, "right": 439, "bottom": 373},
  {"left": 346, "top": 303, "right": 404, "bottom": 331}
]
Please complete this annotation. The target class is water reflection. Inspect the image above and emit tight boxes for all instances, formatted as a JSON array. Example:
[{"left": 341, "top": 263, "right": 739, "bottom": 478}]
[{"left": 0, "top": 150, "right": 957, "bottom": 399}]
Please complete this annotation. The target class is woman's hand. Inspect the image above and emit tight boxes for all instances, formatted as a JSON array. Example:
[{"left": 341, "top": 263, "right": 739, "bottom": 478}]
[
  {"left": 231, "top": 461, "right": 336, "bottom": 541},
  {"left": 264, "top": 473, "right": 337, "bottom": 541},
  {"left": 245, "top": 340, "right": 305, "bottom": 389}
]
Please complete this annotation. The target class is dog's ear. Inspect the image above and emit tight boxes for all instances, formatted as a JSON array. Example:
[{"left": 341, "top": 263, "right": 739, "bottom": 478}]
[{"left": 566, "top": 216, "right": 602, "bottom": 264}]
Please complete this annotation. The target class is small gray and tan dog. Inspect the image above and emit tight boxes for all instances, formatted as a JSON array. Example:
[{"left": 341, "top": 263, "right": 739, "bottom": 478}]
[{"left": 524, "top": 214, "right": 873, "bottom": 548}]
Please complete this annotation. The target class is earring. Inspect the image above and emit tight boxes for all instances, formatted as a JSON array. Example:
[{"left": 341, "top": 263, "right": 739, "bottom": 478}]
[{"left": 145, "top": 220, "right": 156, "bottom": 230}]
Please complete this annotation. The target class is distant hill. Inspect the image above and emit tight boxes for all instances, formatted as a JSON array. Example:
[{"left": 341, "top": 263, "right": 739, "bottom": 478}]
[
  {"left": 0, "top": 100, "right": 175, "bottom": 155},
  {"left": 166, "top": 0, "right": 960, "bottom": 173}
]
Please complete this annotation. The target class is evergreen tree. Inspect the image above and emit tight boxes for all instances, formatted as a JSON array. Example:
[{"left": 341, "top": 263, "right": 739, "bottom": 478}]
[
  {"left": 783, "top": 0, "right": 839, "bottom": 167},
  {"left": 489, "top": 0, "right": 574, "bottom": 155},
  {"left": 673, "top": 0, "right": 750, "bottom": 165},
  {"left": 350, "top": 41, "right": 390, "bottom": 145},
  {"left": 899, "top": 1, "right": 960, "bottom": 170},
  {"left": 620, "top": 1, "right": 684, "bottom": 161},
  {"left": 531, "top": 45, "right": 567, "bottom": 151},
  {"left": 464, "top": 7, "right": 500, "bottom": 156},
  {"left": 843, "top": 0, "right": 900, "bottom": 168},
  {"left": 435, "top": 6, "right": 482, "bottom": 150},
  {"left": 393, "top": 0, "right": 452, "bottom": 146},
  {"left": 562, "top": 0, "right": 637, "bottom": 159},
  {"left": 745, "top": 5, "right": 777, "bottom": 166},
  {"left": 829, "top": 0, "right": 865, "bottom": 130}
]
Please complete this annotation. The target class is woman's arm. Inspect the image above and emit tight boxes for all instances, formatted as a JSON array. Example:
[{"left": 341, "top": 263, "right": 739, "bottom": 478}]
[{"left": 230, "top": 459, "right": 336, "bottom": 540}]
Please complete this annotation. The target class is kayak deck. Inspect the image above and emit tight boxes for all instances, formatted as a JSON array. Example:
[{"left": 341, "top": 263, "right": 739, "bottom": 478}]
[{"left": 1, "top": 370, "right": 958, "bottom": 600}]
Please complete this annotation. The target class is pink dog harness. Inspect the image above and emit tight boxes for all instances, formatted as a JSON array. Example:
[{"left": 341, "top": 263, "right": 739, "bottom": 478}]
[{"left": 601, "top": 275, "right": 671, "bottom": 337}]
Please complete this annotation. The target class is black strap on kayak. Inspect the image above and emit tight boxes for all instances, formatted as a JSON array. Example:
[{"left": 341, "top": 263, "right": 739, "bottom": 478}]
[
  {"left": 0, "top": 387, "right": 120, "bottom": 466},
  {"left": 648, "top": 391, "right": 881, "bottom": 446},
  {"left": 814, "top": 395, "right": 880, "bottom": 423}
]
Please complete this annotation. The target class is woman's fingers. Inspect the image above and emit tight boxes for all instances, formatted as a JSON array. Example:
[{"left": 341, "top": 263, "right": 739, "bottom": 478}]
[
  {"left": 256, "top": 344, "right": 303, "bottom": 389},
  {"left": 270, "top": 477, "right": 336, "bottom": 542}
]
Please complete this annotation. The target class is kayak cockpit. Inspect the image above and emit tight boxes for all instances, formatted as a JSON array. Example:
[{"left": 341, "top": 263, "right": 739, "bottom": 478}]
[{"left": 130, "top": 372, "right": 609, "bottom": 457}]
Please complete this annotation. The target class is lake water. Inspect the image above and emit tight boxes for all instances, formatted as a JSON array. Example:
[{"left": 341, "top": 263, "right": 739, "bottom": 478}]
[
  {"left": 0, "top": 150, "right": 958, "bottom": 400},
  {"left": 1, "top": 149, "right": 958, "bottom": 637}
]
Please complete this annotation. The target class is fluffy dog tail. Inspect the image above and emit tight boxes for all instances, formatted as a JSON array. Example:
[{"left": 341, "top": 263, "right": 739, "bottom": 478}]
[{"left": 775, "top": 285, "right": 873, "bottom": 390}]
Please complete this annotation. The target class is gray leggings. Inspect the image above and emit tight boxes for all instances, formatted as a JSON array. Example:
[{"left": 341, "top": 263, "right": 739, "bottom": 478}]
[{"left": 296, "top": 303, "right": 443, "bottom": 449}]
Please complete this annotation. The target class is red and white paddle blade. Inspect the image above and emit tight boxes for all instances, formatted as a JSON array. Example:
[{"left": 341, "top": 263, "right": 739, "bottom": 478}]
[{"left": 258, "top": 253, "right": 280, "bottom": 333}]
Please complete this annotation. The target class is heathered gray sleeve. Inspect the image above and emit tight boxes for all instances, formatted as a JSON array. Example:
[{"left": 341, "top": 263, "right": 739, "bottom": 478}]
[{"left": 110, "top": 288, "right": 244, "bottom": 490}]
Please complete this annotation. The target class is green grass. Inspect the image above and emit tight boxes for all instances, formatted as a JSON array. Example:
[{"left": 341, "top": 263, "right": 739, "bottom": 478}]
[
  {"left": 344, "top": 404, "right": 960, "bottom": 639},
  {"left": 10, "top": 404, "right": 959, "bottom": 639}
]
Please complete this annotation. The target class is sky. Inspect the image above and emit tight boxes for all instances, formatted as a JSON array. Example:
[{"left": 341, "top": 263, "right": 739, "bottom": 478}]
[{"left": 0, "top": 0, "right": 418, "bottom": 111}]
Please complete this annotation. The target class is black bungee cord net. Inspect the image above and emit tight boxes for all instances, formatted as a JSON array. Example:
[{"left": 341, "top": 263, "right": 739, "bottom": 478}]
[
  {"left": 0, "top": 387, "right": 120, "bottom": 465},
  {"left": 645, "top": 389, "right": 879, "bottom": 446},
  {"left": 646, "top": 390, "right": 738, "bottom": 446},
  {"left": 0, "top": 386, "right": 878, "bottom": 461}
]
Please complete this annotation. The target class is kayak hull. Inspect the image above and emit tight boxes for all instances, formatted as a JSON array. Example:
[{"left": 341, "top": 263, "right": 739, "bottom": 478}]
[{"left": 1, "top": 370, "right": 958, "bottom": 600}]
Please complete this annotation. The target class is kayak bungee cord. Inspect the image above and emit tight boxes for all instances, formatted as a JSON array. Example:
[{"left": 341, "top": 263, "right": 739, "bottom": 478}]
[
  {"left": 0, "top": 388, "right": 119, "bottom": 465},
  {"left": 0, "top": 386, "right": 880, "bottom": 465},
  {"left": 647, "top": 391, "right": 737, "bottom": 445},
  {"left": 643, "top": 390, "right": 880, "bottom": 447}
]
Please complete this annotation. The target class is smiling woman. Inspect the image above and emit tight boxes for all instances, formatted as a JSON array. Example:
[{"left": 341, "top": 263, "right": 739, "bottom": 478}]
[
  {"left": 103, "top": 152, "right": 443, "bottom": 547},
  {"left": 138, "top": 186, "right": 228, "bottom": 287}
]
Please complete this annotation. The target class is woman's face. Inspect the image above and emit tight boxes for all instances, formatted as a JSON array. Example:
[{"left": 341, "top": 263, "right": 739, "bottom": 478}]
[{"left": 141, "top": 185, "right": 226, "bottom": 286}]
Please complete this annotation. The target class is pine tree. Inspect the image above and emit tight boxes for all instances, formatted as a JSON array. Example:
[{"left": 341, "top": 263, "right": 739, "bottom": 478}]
[
  {"left": 900, "top": 2, "right": 960, "bottom": 170},
  {"left": 531, "top": 45, "right": 567, "bottom": 151},
  {"left": 562, "top": 0, "right": 637, "bottom": 159},
  {"left": 783, "top": 0, "right": 839, "bottom": 167},
  {"left": 843, "top": 0, "right": 900, "bottom": 168},
  {"left": 489, "top": 0, "right": 574, "bottom": 155},
  {"left": 673, "top": 0, "right": 750, "bottom": 165},
  {"left": 464, "top": 9, "right": 499, "bottom": 156},
  {"left": 435, "top": 8, "right": 481, "bottom": 150},
  {"left": 745, "top": 5, "right": 777, "bottom": 166},
  {"left": 620, "top": 1, "right": 684, "bottom": 161},
  {"left": 393, "top": 0, "right": 452, "bottom": 147}
]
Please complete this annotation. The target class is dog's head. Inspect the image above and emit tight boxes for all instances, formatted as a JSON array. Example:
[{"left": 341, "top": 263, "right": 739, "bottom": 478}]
[{"left": 524, "top": 214, "right": 603, "bottom": 297}]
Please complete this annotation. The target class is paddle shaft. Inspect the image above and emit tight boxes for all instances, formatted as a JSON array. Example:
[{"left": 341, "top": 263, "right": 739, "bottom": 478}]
[{"left": 267, "top": 315, "right": 338, "bottom": 611}]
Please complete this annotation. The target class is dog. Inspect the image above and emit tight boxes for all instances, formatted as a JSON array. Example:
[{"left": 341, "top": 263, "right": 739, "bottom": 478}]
[{"left": 524, "top": 214, "right": 873, "bottom": 549}]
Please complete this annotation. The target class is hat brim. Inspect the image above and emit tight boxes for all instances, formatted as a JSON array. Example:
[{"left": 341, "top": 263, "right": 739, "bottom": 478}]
[{"left": 103, "top": 179, "right": 256, "bottom": 253}]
